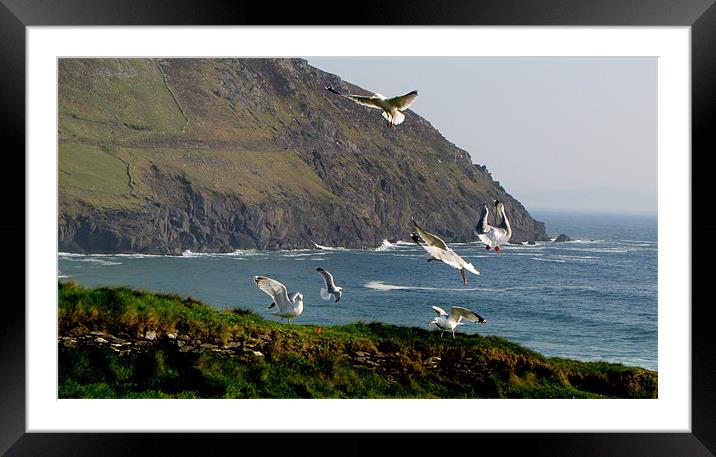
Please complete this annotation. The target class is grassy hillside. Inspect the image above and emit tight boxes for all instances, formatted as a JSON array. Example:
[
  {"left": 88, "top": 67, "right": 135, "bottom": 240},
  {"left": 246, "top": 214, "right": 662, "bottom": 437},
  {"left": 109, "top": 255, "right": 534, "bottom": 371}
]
[
  {"left": 58, "top": 282, "right": 657, "bottom": 399},
  {"left": 58, "top": 58, "right": 549, "bottom": 253}
]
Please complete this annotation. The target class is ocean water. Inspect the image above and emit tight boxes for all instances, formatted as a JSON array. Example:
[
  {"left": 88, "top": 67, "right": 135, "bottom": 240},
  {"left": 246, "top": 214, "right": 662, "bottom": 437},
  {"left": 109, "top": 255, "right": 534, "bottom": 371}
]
[{"left": 58, "top": 211, "right": 658, "bottom": 371}]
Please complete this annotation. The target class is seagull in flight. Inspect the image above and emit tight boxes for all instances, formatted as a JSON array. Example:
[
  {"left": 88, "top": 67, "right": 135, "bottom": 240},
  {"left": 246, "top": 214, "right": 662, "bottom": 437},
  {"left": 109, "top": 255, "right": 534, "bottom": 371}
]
[
  {"left": 326, "top": 86, "right": 418, "bottom": 128},
  {"left": 316, "top": 267, "right": 343, "bottom": 303},
  {"left": 411, "top": 217, "right": 480, "bottom": 286},
  {"left": 253, "top": 276, "right": 304, "bottom": 324},
  {"left": 428, "top": 305, "right": 486, "bottom": 339},
  {"left": 476, "top": 200, "right": 513, "bottom": 252}
]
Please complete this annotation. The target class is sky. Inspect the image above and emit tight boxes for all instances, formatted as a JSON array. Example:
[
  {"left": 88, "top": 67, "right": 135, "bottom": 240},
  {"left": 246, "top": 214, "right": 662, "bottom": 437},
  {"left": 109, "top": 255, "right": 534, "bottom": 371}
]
[{"left": 308, "top": 57, "right": 657, "bottom": 215}]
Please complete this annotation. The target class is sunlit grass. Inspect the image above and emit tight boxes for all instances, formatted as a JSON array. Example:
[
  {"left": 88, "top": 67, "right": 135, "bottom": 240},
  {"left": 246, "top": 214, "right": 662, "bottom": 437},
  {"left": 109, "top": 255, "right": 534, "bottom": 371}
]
[{"left": 58, "top": 282, "right": 657, "bottom": 399}]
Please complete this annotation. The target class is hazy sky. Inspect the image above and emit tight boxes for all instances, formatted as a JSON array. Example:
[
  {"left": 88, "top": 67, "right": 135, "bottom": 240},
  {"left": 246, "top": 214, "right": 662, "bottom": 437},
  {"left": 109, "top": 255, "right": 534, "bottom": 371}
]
[{"left": 308, "top": 57, "right": 657, "bottom": 215}]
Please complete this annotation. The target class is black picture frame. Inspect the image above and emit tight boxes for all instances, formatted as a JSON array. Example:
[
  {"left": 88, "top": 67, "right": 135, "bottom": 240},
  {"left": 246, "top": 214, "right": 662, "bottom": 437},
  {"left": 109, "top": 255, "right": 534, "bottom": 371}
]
[{"left": 4, "top": 0, "right": 715, "bottom": 455}]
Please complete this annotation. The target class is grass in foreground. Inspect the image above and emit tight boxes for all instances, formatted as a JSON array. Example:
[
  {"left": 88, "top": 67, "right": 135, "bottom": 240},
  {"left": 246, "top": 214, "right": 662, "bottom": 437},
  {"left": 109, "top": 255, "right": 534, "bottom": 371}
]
[{"left": 58, "top": 282, "right": 657, "bottom": 399}]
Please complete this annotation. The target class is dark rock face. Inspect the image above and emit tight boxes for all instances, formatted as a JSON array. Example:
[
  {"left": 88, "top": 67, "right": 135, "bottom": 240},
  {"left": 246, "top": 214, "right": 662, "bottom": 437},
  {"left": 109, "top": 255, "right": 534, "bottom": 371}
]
[
  {"left": 58, "top": 58, "right": 549, "bottom": 254},
  {"left": 554, "top": 234, "right": 572, "bottom": 242}
]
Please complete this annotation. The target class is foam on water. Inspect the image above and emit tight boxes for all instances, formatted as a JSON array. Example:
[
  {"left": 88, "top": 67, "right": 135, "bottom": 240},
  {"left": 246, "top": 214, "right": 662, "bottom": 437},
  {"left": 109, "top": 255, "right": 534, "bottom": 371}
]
[
  {"left": 363, "top": 281, "right": 543, "bottom": 293},
  {"left": 64, "top": 257, "right": 123, "bottom": 266},
  {"left": 530, "top": 257, "right": 567, "bottom": 263},
  {"left": 313, "top": 243, "right": 350, "bottom": 251},
  {"left": 375, "top": 240, "right": 395, "bottom": 251}
]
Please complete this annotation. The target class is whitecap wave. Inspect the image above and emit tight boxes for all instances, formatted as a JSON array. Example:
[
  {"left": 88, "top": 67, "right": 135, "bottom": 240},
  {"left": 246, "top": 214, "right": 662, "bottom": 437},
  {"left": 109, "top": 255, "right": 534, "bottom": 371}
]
[
  {"left": 561, "top": 247, "right": 631, "bottom": 254},
  {"left": 180, "top": 249, "right": 263, "bottom": 258},
  {"left": 281, "top": 251, "right": 325, "bottom": 257},
  {"left": 507, "top": 243, "right": 548, "bottom": 249},
  {"left": 553, "top": 254, "right": 599, "bottom": 262},
  {"left": 531, "top": 257, "right": 567, "bottom": 263},
  {"left": 313, "top": 243, "right": 349, "bottom": 251},
  {"left": 60, "top": 252, "right": 166, "bottom": 258},
  {"left": 363, "top": 281, "right": 517, "bottom": 292},
  {"left": 65, "top": 257, "right": 122, "bottom": 266},
  {"left": 375, "top": 240, "right": 395, "bottom": 251}
]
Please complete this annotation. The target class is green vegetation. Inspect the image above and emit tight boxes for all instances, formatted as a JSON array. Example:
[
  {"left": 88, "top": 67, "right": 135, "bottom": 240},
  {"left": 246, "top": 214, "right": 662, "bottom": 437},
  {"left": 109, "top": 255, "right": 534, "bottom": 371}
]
[
  {"left": 58, "top": 282, "right": 658, "bottom": 399},
  {"left": 58, "top": 59, "right": 187, "bottom": 142},
  {"left": 59, "top": 141, "right": 336, "bottom": 209}
]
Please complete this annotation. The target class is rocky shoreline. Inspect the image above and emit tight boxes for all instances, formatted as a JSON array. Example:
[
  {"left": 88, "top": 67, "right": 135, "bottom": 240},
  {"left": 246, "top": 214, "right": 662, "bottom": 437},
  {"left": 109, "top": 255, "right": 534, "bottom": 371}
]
[
  {"left": 59, "top": 327, "right": 448, "bottom": 379},
  {"left": 58, "top": 324, "right": 652, "bottom": 395}
]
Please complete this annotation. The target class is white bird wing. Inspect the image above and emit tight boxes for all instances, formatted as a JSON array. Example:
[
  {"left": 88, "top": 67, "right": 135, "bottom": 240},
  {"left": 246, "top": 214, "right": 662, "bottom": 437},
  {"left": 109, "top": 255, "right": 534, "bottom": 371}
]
[
  {"left": 345, "top": 94, "right": 384, "bottom": 110},
  {"left": 461, "top": 260, "right": 480, "bottom": 276},
  {"left": 495, "top": 204, "right": 512, "bottom": 241},
  {"left": 450, "top": 306, "right": 486, "bottom": 323},
  {"left": 254, "top": 276, "right": 293, "bottom": 312},
  {"left": 478, "top": 226, "right": 509, "bottom": 247},
  {"left": 478, "top": 229, "right": 499, "bottom": 247},
  {"left": 316, "top": 267, "right": 337, "bottom": 289},
  {"left": 431, "top": 305, "right": 449, "bottom": 317},
  {"left": 476, "top": 203, "right": 490, "bottom": 234},
  {"left": 412, "top": 219, "right": 449, "bottom": 250},
  {"left": 387, "top": 90, "right": 418, "bottom": 110},
  {"left": 423, "top": 245, "right": 462, "bottom": 270}
]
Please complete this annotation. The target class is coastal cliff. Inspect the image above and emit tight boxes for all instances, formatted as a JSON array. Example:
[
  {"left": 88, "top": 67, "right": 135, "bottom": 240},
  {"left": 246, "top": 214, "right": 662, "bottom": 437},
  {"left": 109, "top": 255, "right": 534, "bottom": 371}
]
[{"left": 58, "top": 58, "right": 548, "bottom": 254}]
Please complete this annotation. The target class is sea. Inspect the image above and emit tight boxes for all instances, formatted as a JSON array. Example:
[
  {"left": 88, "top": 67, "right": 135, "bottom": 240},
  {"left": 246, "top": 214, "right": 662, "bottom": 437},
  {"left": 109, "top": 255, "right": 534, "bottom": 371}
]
[{"left": 58, "top": 211, "right": 658, "bottom": 371}]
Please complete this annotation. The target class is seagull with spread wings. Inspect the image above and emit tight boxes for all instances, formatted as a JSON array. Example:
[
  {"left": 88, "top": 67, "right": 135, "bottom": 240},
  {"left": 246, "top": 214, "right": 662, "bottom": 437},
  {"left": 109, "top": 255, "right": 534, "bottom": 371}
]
[
  {"left": 253, "top": 276, "right": 304, "bottom": 324},
  {"left": 316, "top": 267, "right": 343, "bottom": 303},
  {"left": 326, "top": 86, "right": 418, "bottom": 128},
  {"left": 427, "top": 305, "right": 486, "bottom": 339},
  {"left": 476, "top": 200, "right": 513, "bottom": 252},
  {"left": 411, "top": 217, "right": 480, "bottom": 286}
]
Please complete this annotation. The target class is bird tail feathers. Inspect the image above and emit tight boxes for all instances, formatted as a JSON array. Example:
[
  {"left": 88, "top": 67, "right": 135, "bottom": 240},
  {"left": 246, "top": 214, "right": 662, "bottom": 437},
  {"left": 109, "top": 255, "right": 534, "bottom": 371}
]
[
  {"left": 464, "top": 263, "right": 480, "bottom": 276},
  {"left": 383, "top": 110, "right": 405, "bottom": 125},
  {"left": 320, "top": 288, "right": 331, "bottom": 300}
]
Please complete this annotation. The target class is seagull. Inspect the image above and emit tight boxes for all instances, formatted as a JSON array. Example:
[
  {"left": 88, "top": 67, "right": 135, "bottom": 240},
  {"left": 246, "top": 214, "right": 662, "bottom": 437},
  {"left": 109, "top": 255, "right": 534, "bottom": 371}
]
[
  {"left": 316, "top": 267, "right": 343, "bottom": 303},
  {"left": 428, "top": 305, "right": 486, "bottom": 339},
  {"left": 326, "top": 86, "right": 418, "bottom": 128},
  {"left": 253, "top": 276, "right": 304, "bottom": 324},
  {"left": 476, "top": 200, "right": 512, "bottom": 252},
  {"left": 410, "top": 217, "right": 480, "bottom": 286}
]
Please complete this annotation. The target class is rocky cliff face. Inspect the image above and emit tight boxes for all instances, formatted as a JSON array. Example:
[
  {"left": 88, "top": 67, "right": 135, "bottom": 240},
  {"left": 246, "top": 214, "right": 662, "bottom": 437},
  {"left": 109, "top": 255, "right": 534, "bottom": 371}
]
[{"left": 58, "top": 58, "right": 548, "bottom": 254}]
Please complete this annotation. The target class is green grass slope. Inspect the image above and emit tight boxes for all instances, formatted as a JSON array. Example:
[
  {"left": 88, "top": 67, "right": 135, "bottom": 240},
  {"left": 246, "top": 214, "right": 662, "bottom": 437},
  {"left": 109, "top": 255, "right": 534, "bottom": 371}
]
[{"left": 58, "top": 282, "right": 657, "bottom": 399}]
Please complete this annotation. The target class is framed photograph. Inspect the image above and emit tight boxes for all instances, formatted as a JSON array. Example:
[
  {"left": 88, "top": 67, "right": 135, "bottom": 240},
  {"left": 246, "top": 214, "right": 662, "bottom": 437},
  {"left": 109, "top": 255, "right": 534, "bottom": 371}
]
[{"left": 7, "top": 0, "right": 715, "bottom": 455}]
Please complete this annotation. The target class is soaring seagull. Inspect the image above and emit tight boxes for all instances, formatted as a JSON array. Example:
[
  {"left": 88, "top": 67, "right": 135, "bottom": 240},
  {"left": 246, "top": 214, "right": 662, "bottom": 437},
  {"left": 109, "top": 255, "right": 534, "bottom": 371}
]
[
  {"left": 253, "top": 276, "right": 304, "bottom": 324},
  {"left": 326, "top": 86, "right": 418, "bottom": 128},
  {"left": 316, "top": 267, "right": 343, "bottom": 303},
  {"left": 476, "top": 200, "right": 513, "bottom": 252},
  {"left": 428, "top": 305, "right": 486, "bottom": 339},
  {"left": 411, "top": 217, "right": 480, "bottom": 286}
]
